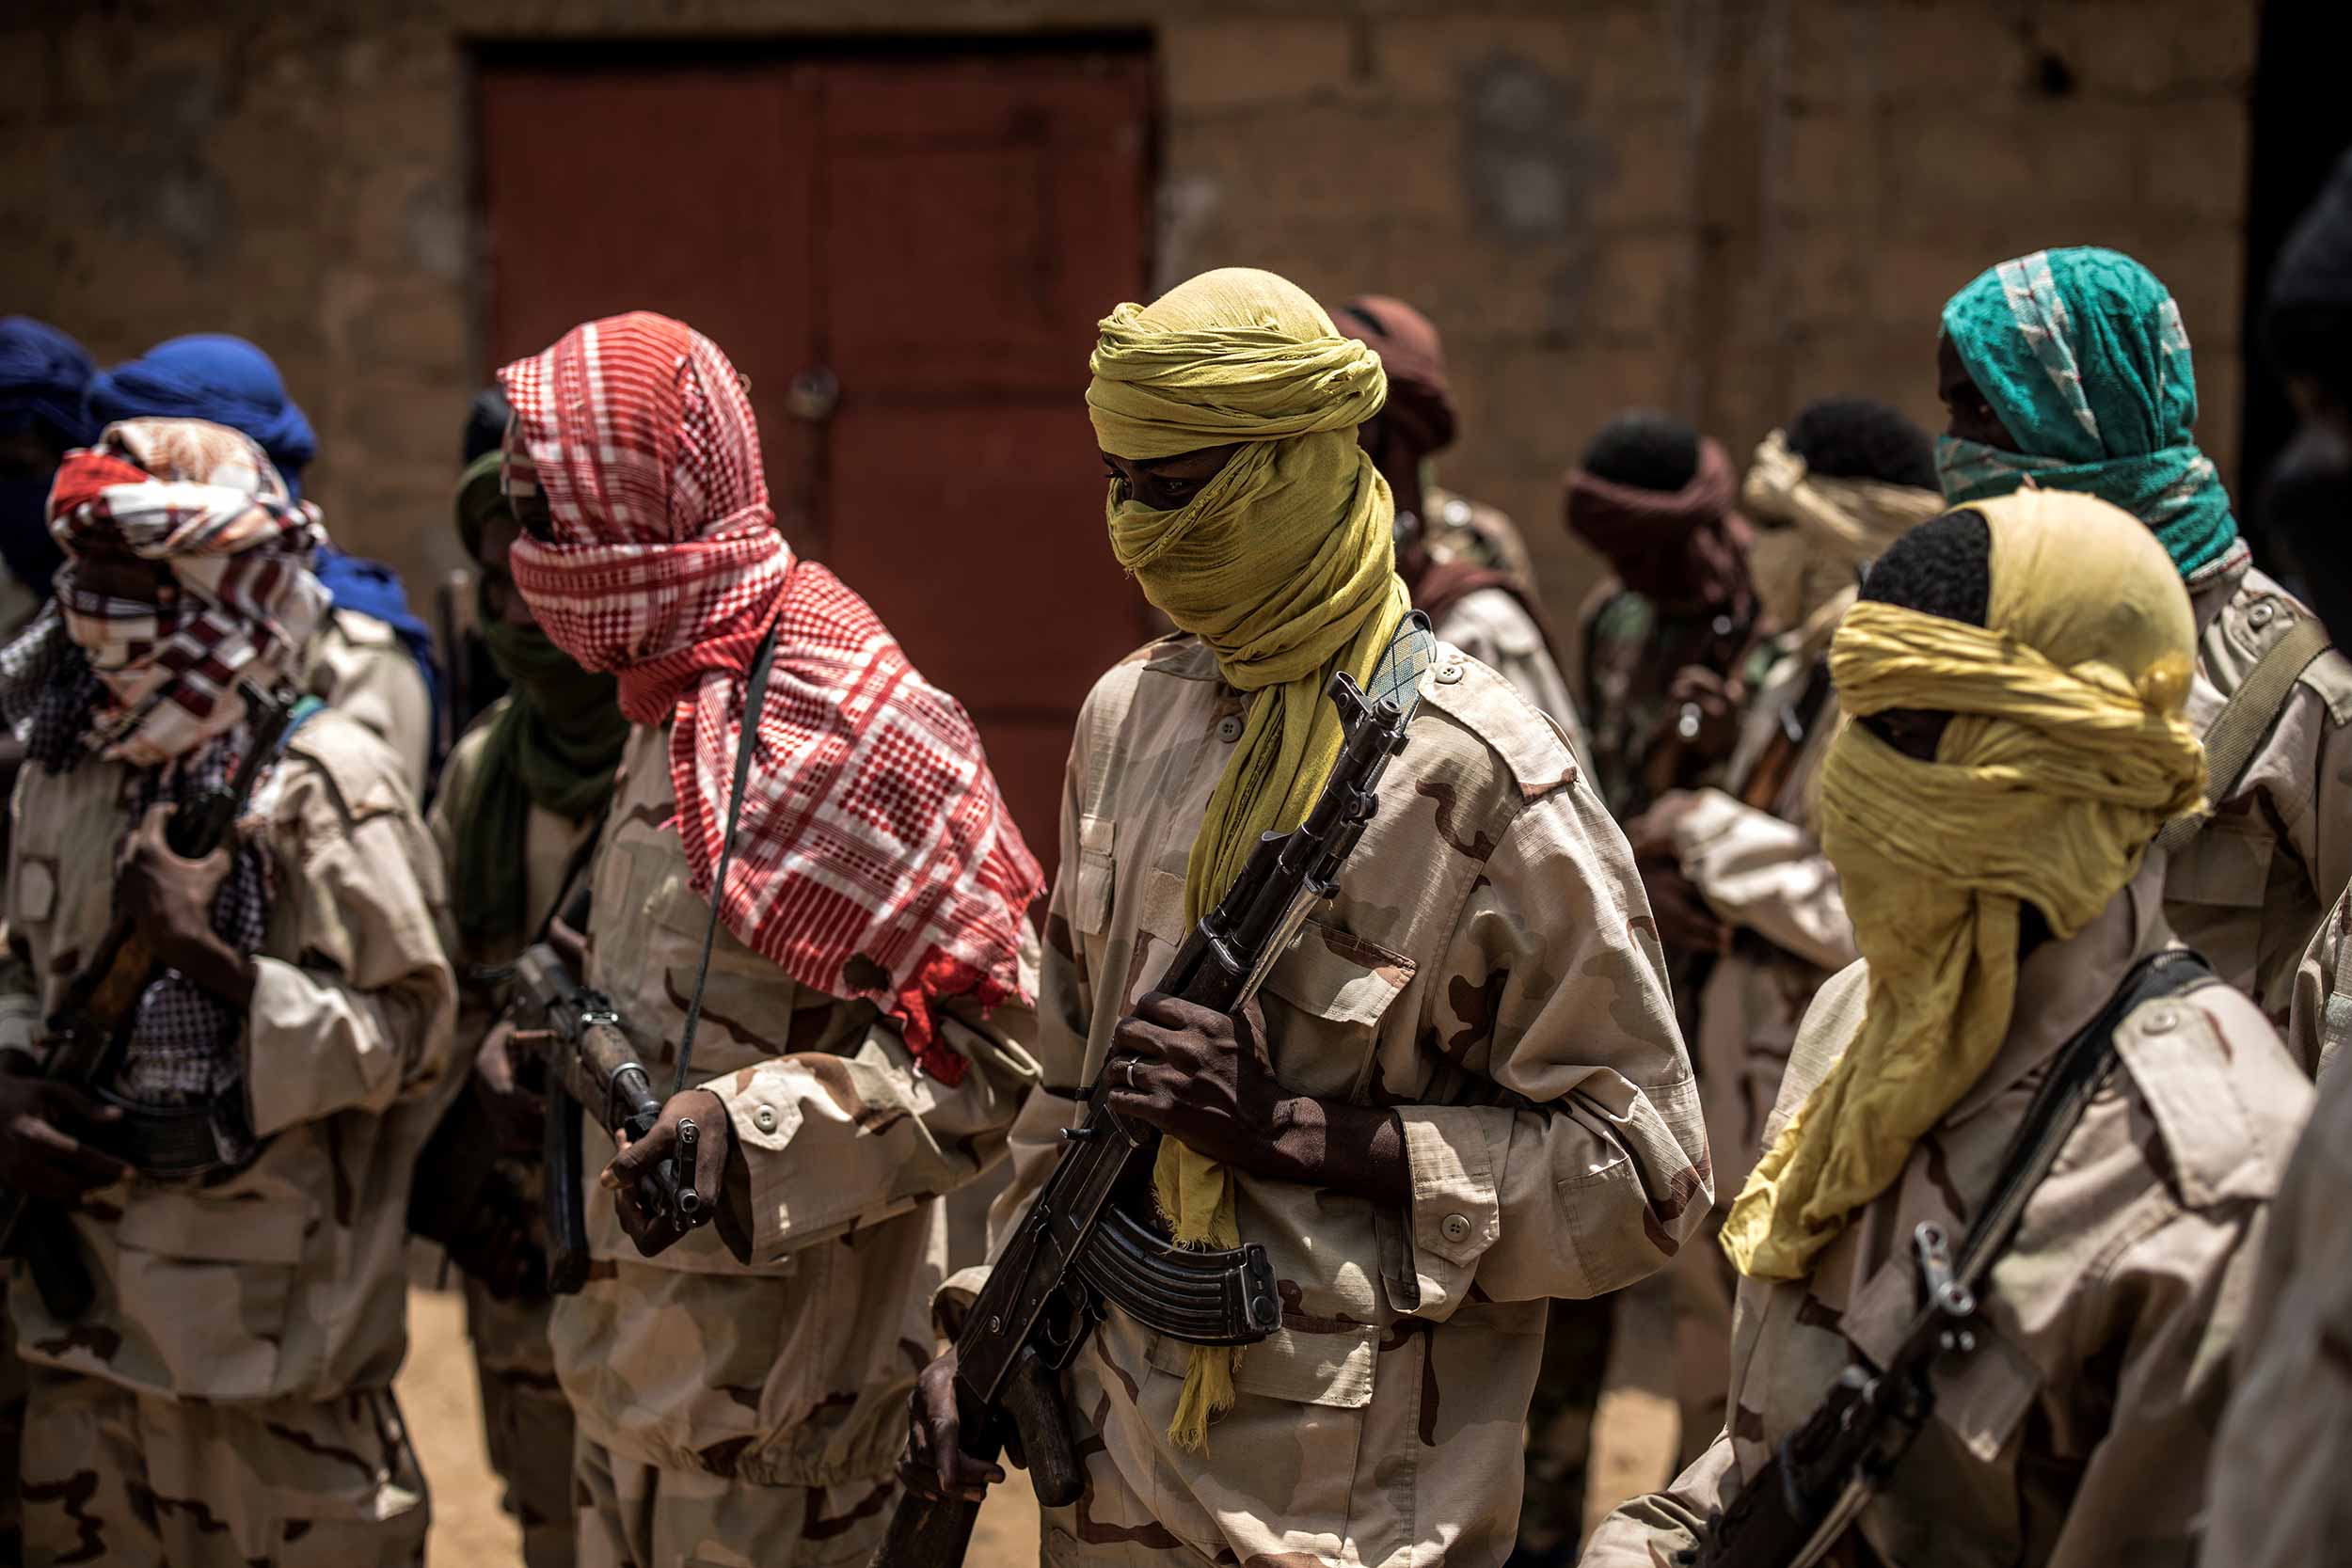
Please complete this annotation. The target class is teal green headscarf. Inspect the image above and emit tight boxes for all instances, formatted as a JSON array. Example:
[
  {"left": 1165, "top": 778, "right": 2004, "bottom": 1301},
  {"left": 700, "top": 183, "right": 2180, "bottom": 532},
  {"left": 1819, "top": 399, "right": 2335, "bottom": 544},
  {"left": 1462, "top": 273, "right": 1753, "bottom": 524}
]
[
  {"left": 1937, "top": 246, "right": 2238, "bottom": 578},
  {"left": 453, "top": 451, "right": 628, "bottom": 944}
]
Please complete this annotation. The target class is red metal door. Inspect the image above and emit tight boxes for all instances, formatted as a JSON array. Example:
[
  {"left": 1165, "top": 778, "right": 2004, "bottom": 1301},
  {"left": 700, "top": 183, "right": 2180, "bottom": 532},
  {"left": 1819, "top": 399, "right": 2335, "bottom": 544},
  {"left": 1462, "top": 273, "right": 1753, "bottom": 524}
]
[{"left": 477, "top": 44, "right": 1154, "bottom": 875}]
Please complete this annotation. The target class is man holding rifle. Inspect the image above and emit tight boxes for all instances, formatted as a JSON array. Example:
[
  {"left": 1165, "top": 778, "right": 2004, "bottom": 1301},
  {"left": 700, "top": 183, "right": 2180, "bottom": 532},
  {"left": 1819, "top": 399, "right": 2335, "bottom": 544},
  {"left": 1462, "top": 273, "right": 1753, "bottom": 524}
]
[
  {"left": 0, "top": 417, "right": 455, "bottom": 1565},
  {"left": 902, "top": 268, "right": 1707, "bottom": 1566},
  {"left": 417, "top": 387, "right": 626, "bottom": 1568},
  {"left": 494, "top": 311, "right": 1045, "bottom": 1567},
  {"left": 1582, "top": 493, "right": 2303, "bottom": 1568}
]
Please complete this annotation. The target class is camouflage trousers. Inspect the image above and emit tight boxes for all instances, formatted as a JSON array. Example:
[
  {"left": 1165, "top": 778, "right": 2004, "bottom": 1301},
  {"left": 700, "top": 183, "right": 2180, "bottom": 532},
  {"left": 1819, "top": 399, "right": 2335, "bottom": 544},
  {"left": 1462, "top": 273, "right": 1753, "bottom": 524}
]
[
  {"left": 466, "top": 1275, "right": 577, "bottom": 1568},
  {"left": 1507, "top": 1293, "right": 1615, "bottom": 1567},
  {"left": 19, "top": 1368, "right": 427, "bottom": 1568},
  {"left": 573, "top": 1434, "right": 895, "bottom": 1568}
]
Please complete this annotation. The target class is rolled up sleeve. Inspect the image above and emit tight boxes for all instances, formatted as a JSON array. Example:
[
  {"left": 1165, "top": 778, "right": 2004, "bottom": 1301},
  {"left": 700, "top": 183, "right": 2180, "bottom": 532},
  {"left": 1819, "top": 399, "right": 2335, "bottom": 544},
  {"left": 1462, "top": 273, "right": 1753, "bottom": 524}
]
[
  {"left": 707, "top": 933, "right": 1041, "bottom": 1268},
  {"left": 244, "top": 801, "right": 455, "bottom": 1137},
  {"left": 1673, "top": 786, "right": 1858, "bottom": 974}
]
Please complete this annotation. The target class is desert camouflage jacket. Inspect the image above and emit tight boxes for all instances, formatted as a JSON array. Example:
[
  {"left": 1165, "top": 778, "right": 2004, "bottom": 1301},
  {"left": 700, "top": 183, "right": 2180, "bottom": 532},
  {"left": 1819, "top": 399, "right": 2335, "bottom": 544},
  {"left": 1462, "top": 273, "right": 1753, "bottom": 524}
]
[
  {"left": 1585, "top": 861, "right": 2307, "bottom": 1568},
  {"left": 1666, "top": 626, "right": 1854, "bottom": 1195},
  {"left": 548, "top": 721, "right": 1040, "bottom": 1488},
  {"left": 1, "top": 709, "right": 456, "bottom": 1402},
  {"left": 2204, "top": 1009, "right": 2352, "bottom": 1568},
  {"left": 307, "top": 608, "right": 434, "bottom": 802},
  {"left": 952, "top": 632, "right": 1708, "bottom": 1567},
  {"left": 2171, "top": 543, "right": 2352, "bottom": 1071}
]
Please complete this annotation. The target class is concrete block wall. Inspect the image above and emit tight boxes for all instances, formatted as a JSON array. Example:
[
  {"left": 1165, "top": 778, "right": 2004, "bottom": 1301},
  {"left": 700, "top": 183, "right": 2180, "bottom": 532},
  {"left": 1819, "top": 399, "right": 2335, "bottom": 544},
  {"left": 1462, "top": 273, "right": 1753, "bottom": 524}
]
[{"left": 1, "top": 0, "right": 2257, "bottom": 654}]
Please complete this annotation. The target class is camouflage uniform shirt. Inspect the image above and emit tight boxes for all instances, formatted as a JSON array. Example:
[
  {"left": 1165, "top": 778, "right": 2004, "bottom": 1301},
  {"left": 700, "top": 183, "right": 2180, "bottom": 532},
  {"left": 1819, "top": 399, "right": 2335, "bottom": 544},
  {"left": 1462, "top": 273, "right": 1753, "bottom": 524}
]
[
  {"left": 2170, "top": 541, "right": 2352, "bottom": 1069},
  {"left": 951, "top": 633, "right": 1709, "bottom": 1566},
  {"left": 1584, "top": 860, "right": 2307, "bottom": 1568},
  {"left": 307, "top": 607, "right": 435, "bottom": 801},
  {"left": 548, "top": 721, "right": 1041, "bottom": 1490},
  {"left": 1, "top": 709, "right": 458, "bottom": 1401}
]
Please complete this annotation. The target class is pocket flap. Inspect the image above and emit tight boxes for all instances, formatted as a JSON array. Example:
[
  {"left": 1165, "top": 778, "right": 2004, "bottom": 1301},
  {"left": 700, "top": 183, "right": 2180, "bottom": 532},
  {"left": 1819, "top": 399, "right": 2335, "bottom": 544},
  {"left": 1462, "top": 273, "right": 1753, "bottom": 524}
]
[
  {"left": 1074, "top": 815, "right": 1117, "bottom": 938},
  {"left": 1145, "top": 1320, "right": 1378, "bottom": 1409},
  {"left": 1263, "top": 921, "right": 1415, "bottom": 1026},
  {"left": 2164, "top": 811, "right": 2274, "bottom": 911},
  {"left": 119, "top": 1190, "right": 308, "bottom": 1266}
]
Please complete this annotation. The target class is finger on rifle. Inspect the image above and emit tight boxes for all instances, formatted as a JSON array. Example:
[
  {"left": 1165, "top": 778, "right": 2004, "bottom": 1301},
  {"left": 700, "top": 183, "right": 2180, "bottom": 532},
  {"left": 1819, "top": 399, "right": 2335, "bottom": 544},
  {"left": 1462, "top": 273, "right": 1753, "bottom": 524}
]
[
  {"left": 20, "top": 1117, "right": 130, "bottom": 1192},
  {"left": 1131, "top": 991, "right": 1221, "bottom": 1033},
  {"left": 690, "top": 1116, "right": 725, "bottom": 1208},
  {"left": 1109, "top": 1012, "right": 1187, "bottom": 1069},
  {"left": 39, "top": 1082, "right": 123, "bottom": 1133}
]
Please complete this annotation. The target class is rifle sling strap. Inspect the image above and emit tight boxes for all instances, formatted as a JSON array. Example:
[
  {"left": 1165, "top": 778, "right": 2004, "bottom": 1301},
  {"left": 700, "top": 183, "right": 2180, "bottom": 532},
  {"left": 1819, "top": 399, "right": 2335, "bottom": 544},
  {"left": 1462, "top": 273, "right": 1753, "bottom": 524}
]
[
  {"left": 2153, "top": 612, "right": 2328, "bottom": 856},
  {"left": 672, "top": 626, "right": 781, "bottom": 1099}
]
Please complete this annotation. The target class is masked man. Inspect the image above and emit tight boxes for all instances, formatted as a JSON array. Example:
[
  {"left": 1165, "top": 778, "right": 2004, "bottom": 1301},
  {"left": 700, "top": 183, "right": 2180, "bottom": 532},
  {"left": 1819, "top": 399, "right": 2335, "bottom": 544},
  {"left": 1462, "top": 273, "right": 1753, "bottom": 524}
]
[
  {"left": 0, "top": 418, "right": 456, "bottom": 1566},
  {"left": 903, "top": 268, "right": 1708, "bottom": 1566},
  {"left": 90, "top": 336, "right": 440, "bottom": 795},
  {"left": 1585, "top": 491, "right": 2307, "bottom": 1568},
  {"left": 1565, "top": 412, "right": 1765, "bottom": 822},
  {"left": 2206, "top": 147, "right": 2352, "bottom": 1568},
  {"left": 1615, "top": 396, "right": 1945, "bottom": 1473},
  {"left": 1338, "top": 295, "right": 1589, "bottom": 759},
  {"left": 1937, "top": 247, "right": 2352, "bottom": 1074},
  {"left": 495, "top": 311, "right": 1042, "bottom": 1567},
  {"left": 418, "top": 388, "right": 626, "bottom": 1568}
]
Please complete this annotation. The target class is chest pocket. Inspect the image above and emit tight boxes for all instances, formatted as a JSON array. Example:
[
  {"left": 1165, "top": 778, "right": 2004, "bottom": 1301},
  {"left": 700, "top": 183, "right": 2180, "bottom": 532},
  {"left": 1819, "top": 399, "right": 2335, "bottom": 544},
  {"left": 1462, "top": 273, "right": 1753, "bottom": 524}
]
[{"left": 1259, "top": 918, "right": 1416, "bottom": 1102}]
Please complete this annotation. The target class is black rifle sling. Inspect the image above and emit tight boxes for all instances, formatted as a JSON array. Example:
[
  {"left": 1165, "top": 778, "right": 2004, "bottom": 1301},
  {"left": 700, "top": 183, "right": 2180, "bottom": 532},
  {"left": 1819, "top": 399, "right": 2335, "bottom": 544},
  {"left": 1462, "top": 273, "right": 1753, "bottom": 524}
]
[{"left": 672, "top": 626, "right": 782, "bottom": 1099}]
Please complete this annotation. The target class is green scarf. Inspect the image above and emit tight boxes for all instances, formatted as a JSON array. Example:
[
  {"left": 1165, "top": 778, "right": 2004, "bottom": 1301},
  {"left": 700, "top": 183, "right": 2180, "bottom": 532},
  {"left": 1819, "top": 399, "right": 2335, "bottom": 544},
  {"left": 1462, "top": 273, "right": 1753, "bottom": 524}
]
[
  {"left": 452, "top": 456, "right": 629, "bottom": 944},
  {"left": 1937, "top": 246, "right": 2237, "bottom": 578}
]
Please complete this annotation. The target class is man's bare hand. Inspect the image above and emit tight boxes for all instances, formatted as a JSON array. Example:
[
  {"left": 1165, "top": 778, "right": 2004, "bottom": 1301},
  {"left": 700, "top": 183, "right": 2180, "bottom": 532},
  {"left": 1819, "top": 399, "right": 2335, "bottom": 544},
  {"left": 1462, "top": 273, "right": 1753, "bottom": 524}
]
[
  {"left": 604, "top": 1086, "right": 727, "bottom": 1257},
  {"left": 900, "top": 1346, "right": 1005, "bottom": 1502},
  {"left": 118, "top": 804, "right": 252, "bottom": 1005}
]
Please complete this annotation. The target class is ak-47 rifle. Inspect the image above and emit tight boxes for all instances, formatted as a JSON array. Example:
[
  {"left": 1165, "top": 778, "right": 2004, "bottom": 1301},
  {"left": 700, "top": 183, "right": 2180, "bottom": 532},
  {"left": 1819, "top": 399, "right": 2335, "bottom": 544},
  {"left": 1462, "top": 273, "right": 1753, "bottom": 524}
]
[
  {"left": 0, "top": 680, "right": 303, "bottom": 1322},
  {"left": 1677, "top": 949, "right": 2211, "bottom": 1568},
  {"left": 511, "top": 915, "right": 706, "bottom": 1291},
  {"left": 873, "top": 666, "right": 1416, "bottom": 1568}
]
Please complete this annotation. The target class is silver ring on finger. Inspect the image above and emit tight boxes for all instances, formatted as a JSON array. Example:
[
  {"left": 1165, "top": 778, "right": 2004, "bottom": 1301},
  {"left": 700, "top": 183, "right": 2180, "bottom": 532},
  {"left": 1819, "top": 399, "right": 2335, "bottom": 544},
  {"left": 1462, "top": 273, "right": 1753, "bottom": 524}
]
[{"left": 1122, "top": 1057, "right": 1138, "bottom": 1091}]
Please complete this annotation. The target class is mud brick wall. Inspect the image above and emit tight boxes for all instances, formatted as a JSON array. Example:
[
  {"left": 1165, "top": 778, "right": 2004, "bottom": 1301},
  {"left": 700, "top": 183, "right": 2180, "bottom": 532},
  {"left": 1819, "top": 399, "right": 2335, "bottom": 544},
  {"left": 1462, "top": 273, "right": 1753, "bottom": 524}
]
[{"left": 1, "top": 0, "right": 2254, "bottom": 648}]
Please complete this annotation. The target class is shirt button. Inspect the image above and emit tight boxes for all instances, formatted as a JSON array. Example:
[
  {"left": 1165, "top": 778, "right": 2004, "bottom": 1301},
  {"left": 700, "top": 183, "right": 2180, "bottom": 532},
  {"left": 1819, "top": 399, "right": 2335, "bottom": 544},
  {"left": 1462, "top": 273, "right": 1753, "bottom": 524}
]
[
  {"left": 1435, "top": 661, "right": 1465, "bottom": 686},
  {"left": 753, "top": 1105, "right": 779, "bottom": 1133},
  {"left": 2141, "top": 1007, "right": 2179, "bottom": 1035},
  {"left": 1439, "top": 1212, "right": 1472, "bottom": 1243},
  {"left": 1215, "top": 715, "right": 1245, "bottom": 743},
  {"left": 2249, "top": 601, "right": 2276, "bottom": 628}
]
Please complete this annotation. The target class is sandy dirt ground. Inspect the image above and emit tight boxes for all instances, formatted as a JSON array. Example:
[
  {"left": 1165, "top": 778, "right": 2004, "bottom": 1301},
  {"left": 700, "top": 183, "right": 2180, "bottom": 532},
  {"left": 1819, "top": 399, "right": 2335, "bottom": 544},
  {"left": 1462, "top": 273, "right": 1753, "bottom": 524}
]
[{"left": 398, "top": 1275, "right": 1674, "bottom": 1568}]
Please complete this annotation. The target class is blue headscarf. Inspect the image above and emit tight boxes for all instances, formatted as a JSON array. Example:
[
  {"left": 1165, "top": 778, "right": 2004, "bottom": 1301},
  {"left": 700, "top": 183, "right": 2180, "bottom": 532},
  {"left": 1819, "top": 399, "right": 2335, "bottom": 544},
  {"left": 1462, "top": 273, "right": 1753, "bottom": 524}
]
[
  {"left": 0, "top": 316, "right": 100, "bottom": 596},
  {"left": 91, "top": 334, "right": 441, "bottom": 749},
  {"left": 88, "top": 335, "right": 318, "bottom": 495},
  {"left": 1937, "top": 247, "right": 2238, "bottom": 578}
]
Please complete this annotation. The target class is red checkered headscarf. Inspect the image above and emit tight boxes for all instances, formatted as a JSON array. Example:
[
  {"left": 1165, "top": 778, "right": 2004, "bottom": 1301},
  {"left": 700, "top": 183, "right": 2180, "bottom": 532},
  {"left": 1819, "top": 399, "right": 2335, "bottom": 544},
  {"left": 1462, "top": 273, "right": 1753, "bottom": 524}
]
[
  {"left": 501, "top": 312, "right": 1041, "bottom": 1075},
  {"left": 46, "top": 417, "right": 328, "bottom": 765}
]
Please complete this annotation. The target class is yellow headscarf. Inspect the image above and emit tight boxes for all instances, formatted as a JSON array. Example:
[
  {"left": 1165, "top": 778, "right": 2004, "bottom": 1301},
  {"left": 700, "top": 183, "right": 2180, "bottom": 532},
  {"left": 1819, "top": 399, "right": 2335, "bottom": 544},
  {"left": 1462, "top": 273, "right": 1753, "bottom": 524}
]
[
  {"left": 1720, "top": 489, "right": 2205, "bottom": 1281},
  {"left": 1741, "top": 427, "right": 1947, "bottom": 646},
  {"left": 1089, "top": 267, "right": 1410, "bottom": 1446}
]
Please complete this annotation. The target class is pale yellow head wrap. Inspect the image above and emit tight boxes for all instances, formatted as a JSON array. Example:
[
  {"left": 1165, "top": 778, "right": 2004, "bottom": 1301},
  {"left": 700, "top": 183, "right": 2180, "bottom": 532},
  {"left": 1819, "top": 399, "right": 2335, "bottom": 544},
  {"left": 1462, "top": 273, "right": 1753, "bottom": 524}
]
[
  {"left": 1720, "top": 489, "right": 2205, "bottom": 1281},
  {"left": 1741, "top": 428, "right": 1947, "bottom": 645},
  {"left": 1089, "top": 267, "right": 1410, "bottom": 1446}
]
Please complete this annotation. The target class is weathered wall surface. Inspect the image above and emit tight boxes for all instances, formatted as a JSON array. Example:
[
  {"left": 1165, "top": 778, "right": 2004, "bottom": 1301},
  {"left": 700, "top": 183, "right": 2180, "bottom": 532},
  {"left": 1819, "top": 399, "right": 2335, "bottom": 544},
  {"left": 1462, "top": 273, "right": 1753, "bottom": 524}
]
[{"left": 1, "top": 0, "right": 2255, "bottom": 640}]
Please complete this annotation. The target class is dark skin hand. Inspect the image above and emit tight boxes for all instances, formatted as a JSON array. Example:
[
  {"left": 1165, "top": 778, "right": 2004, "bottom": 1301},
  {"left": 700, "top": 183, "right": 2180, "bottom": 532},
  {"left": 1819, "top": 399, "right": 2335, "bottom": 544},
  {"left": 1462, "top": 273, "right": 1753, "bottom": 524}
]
[
  {"left": 903, "top": 1344, "right": 1006, "bottom": 1503},
  {"left": 1102, "top": 444, "right": 1242, "bottom": 513},
  {"left": 118, "top": 803, "right": 254, "bottom": 1009},
  {"left": 1107, "top": 993, "right": 1409, "bottom": 1207},
  {"left": 602, "top": 1085, "right": 751, "bottom": 1259},
  {"left": 904, "top": 991, "right": 1412, "bottom": 1501},
  {"left": 470, "top": 1016, "right": 545, "bottom": 1157},
  {"left": 0, "top": 1057, "right": 127, "bottom": 1198},
  {"left": 1625, "top": 794, "right": 1731, "bottom": 956},
  {"left": 1662, "top": 665, "right": 1743, "bottom": 769}
]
